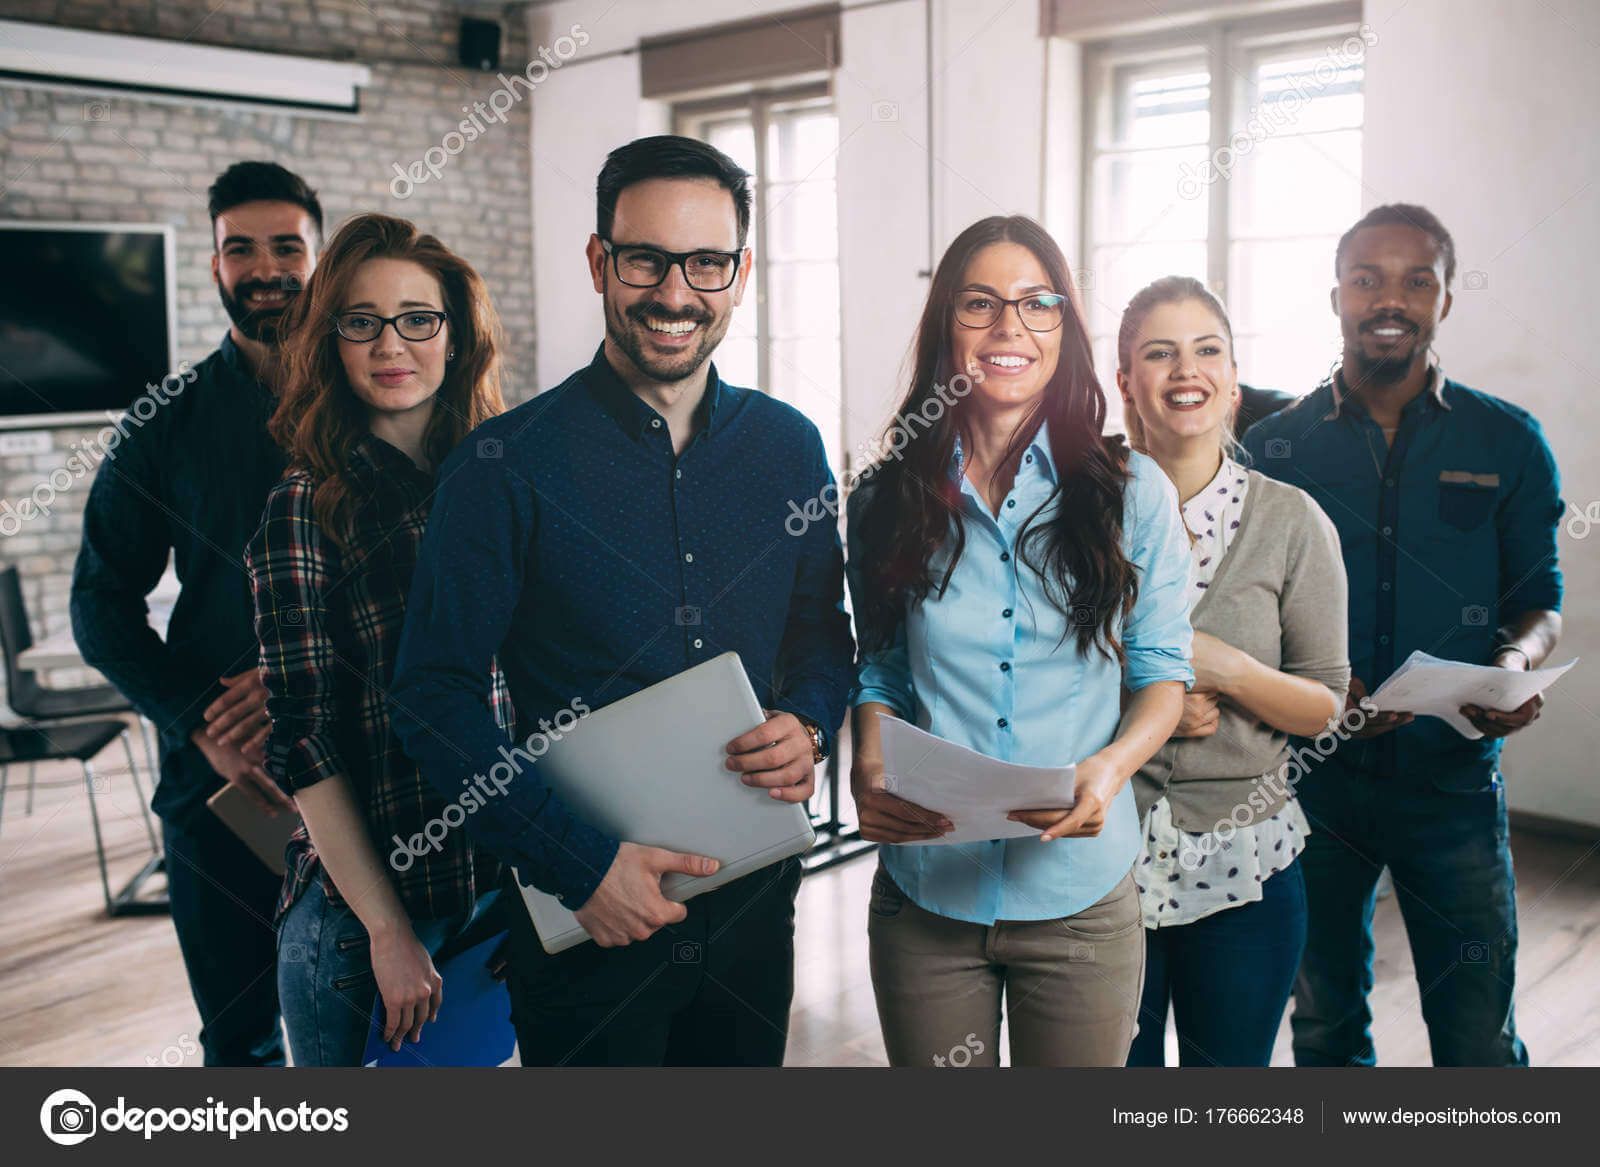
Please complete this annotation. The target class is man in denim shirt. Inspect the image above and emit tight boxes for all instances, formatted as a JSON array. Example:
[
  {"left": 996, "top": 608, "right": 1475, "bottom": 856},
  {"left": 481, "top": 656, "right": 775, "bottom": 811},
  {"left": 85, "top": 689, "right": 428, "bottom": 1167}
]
[{"left": 1243, "top": 204, "right": 1563, "bottom": 1066}]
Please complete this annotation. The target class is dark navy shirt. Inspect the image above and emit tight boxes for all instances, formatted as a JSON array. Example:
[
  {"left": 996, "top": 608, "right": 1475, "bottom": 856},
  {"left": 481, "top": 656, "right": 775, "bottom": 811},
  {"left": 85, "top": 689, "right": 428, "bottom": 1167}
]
[
  {"left": 1242, "top": 371, "right": 1563, "bottom": 787},
  {"left": 390, "top": 346, "right": 854, "bottom": 908},
  {"left": 71, "top": 333, "right": 287, "bottom": 827}
]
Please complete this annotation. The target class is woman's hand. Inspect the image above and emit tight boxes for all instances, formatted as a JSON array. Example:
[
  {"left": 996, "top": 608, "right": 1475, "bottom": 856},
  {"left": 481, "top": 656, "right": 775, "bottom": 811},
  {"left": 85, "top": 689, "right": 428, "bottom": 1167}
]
[
  {"left": 369, "top": 925, "right": 444, "bottom": 1052},
  {"left": 1173, "top": 688, "right": 1221, "bottom": 737},
  {"left": 1007, "top": 750, "right": 1129, "bottom": 841},
  {"left": 851, "top": 758, "right": 951, "bottom": 843}
]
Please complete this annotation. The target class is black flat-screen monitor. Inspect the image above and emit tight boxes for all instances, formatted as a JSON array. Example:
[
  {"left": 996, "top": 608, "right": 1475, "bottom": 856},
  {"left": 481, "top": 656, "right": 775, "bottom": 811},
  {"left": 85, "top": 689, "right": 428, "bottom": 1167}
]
[{"left": 0, "top": 222, "right": 177, "bottom": 427}]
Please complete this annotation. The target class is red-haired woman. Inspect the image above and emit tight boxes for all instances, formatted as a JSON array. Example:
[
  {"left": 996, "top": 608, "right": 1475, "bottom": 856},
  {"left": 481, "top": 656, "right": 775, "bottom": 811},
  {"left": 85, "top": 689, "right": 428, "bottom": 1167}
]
[{"left": 246, "top": 213, "right": 510, "bottom": 1065}]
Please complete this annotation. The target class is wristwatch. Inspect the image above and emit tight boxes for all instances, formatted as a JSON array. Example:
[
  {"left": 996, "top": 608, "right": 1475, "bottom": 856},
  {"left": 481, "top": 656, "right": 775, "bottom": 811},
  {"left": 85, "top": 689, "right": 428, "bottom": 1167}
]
[{"left": 796, "top": 715, "right": 827, "bottom": 764}]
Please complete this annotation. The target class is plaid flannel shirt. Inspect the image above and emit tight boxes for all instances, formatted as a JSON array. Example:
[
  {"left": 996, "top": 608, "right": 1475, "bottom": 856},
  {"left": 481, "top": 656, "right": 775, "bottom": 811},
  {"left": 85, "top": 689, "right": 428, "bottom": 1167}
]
[{"left": 247, "top": 433, "right": 513, "bottom": 923}]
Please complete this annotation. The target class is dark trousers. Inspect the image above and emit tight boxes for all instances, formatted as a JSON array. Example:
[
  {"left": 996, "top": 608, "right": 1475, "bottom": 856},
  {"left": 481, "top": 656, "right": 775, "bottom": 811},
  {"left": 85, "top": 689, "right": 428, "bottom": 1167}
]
[
  {"left": 162, "top": 812, "right": 285, "bottom": 1066},
  {"left": 1127, "top": 859, "right": 1307, "bottom": 1066},
  {"left": 504, "top": 856, "right": 802, "bottom": 1066},
  {"left": 1290, "top": 766, "right": 1526, "bottom": 1067}
]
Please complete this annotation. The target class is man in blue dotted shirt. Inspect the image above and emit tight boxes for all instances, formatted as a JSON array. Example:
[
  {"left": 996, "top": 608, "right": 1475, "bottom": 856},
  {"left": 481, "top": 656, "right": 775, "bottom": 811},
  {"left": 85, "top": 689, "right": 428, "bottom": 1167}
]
[
  {"left": 391, "top": 136, "right": 854, "bottom": 1066},
  {"left": 1243, "top": 204, "right": 1563, "bottom": 1066}
]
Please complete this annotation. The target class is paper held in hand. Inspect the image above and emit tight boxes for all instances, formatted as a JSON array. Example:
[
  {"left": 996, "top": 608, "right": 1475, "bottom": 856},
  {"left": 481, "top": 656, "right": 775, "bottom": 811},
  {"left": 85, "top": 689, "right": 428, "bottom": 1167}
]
[
  {"left": 876, "top": 712, "right": 1076, "bottom": 845},
  {"left": 1367, "top": 650, "right": 1577, "bottom": 739}
]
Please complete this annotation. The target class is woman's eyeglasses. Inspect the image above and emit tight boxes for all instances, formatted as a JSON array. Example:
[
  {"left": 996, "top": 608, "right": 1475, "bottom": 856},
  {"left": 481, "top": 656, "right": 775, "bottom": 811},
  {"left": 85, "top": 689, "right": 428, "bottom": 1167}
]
[
  {"left": 600, "top": 239, "right": 742, "bottom": 292},
  {"left": 953, "top": 290, "right": 1067, "bottom": 333},
  {"left": 332, "top": 310, "right": 448, "bottom": 343}
]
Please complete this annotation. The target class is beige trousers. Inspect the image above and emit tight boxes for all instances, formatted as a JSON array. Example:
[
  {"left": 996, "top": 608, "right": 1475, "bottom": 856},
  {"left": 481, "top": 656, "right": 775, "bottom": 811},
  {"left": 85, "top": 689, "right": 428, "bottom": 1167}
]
[{"left": 866, "top": 862, "right": 1145, "bottom": 1067}]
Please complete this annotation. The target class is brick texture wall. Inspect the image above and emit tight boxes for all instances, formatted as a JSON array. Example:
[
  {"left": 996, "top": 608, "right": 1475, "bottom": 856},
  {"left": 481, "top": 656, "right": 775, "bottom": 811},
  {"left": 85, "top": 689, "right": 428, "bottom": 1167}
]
[{"left": 0, "top": 2, "right": 542, "bottom": 686}]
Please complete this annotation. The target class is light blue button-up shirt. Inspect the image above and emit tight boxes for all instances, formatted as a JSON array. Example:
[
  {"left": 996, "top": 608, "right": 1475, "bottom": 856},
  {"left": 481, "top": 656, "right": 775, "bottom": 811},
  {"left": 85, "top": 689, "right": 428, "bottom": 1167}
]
[{"left": 845, "top": 423, "right": 1193, "bottom": 925}]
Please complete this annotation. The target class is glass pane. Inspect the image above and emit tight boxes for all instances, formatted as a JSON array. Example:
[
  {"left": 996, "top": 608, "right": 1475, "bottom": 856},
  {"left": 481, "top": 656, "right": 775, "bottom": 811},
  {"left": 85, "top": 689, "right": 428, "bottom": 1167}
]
[
  {"left": 767, "top": 108, "right": 837, "bottom": 182},
  {"left": 1116, "top": 66, "right": 1210, "bottom": 147},
  {"left": 1228, "top": 237, "right": 1343, "bottom": 394},
  {"left": 771, "top": 336, "right": 842, "bottom": 471},
  {"left": 1254, "top": 53, "right": 1364, "bottom": 134},
  {"left": 767, "top": 262, "right": 840, "bottom": 339},
  {"left": 715, "top": 334, "right": 759, "bottom": 392},
  {"left": 704, "top": 117, "right": 757, "bottom": 175},
  {"left": 1092, "top": 146, "right": 1210, "bottom": 244},
  {"left": 1230, "top": 131, "right": 1361, "bottom": 239},
  {"left": 1086, "top": 241, "right": 1207, "bottom": 344},
  {"left": 765, "top": 180, "right": 838, "bottom": 261}
]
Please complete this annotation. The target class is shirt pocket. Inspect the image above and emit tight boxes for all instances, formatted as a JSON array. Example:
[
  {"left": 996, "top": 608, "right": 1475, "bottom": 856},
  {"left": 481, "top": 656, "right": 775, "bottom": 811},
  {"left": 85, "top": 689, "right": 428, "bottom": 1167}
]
[{"left": 1437, "top": 471, "right": 1499, "bottom": 533}]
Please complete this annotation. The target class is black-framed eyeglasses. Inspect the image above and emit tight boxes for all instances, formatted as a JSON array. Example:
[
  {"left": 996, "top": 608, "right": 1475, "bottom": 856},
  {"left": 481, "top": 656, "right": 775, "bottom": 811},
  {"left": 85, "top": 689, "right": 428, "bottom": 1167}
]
[
  {"left": 953, "top": 289, "right": 1067, "bottom": 333},
  {"left": 332, "top": 310, "right": 448, "bottom": 343},
  {"left": 600, "top": 239, "right": 743, "bottom": 292}
]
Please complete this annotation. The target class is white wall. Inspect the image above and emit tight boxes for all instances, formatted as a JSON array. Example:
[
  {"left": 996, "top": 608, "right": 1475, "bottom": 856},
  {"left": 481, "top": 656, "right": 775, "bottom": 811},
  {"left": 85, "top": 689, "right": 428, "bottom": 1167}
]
[
  {"left": 1363, "top": 0, "right": 1600, "bottom": 826},
  {"left": 523, "top": 0, "right": 1046, "bottom": 473}
]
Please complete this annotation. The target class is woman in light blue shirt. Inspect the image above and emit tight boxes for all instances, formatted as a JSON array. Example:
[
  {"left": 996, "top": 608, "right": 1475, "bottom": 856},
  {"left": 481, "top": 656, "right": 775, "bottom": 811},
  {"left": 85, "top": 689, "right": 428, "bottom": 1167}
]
[{"left": 845, "top": 215, "right": 1192, "bottom": 1067}]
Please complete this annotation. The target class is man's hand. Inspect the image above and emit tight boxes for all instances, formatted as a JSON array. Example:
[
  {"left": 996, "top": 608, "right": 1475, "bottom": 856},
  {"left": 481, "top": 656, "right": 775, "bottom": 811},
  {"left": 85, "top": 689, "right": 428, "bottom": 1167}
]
[
  {"left": 850, "top": 759, "right": 951, "bottom": 843},
  {"left": 1173, "top": 688, "right": 1221, "bottom": 737},
  {"left": 204, "top": 669, "right": 271, "bottom": 758},
  {"left": 1461, "top": 649, "right": 1544, "bottom": 737},
  {"left": 1008, "top": 750, "right": 1127, "bottom": 841},
  {"left": 190, "top": 727, "right": 295, "bottom": 816},
  {"left": 572, "top": 842, "right": 720, "bottom": 948},
  {"left": 1345, "top": 676, "right": 1412, "bottom": 739},
  {"left": 723, "top": 710, "right": 817, "bottom": 803}
]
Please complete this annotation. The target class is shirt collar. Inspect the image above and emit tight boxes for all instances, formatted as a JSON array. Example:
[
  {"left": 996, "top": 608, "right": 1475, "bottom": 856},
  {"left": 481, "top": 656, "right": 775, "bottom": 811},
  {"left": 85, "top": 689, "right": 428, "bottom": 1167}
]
[
  {"left": 948, "top": 418, "right": 1058, "bottom": 487},
  {"left": 349, "top": 432, "right": 433, "bottom": 484},
  {"left": 582, "top": 343, "right": 725, "bottom": 442},
  {"left": 1325, "top": 361, "right": 1452, "bottom": 420}
]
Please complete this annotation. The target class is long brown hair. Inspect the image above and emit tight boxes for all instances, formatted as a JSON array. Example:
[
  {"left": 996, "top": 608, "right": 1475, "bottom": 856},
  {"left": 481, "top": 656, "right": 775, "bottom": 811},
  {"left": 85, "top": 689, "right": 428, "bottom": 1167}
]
[
  {"left": 852, "top": 215, "right": 1138, "bottom": 663},
  {"left": 270, "top": 213, "right": 505, "bottom": 549}
]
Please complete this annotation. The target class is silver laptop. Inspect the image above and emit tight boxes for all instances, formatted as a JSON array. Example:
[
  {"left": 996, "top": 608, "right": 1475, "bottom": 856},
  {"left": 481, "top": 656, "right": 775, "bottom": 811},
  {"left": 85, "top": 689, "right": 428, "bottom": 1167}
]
[{"left": 515, "top": 652, "right": 816, "bottom": 953}]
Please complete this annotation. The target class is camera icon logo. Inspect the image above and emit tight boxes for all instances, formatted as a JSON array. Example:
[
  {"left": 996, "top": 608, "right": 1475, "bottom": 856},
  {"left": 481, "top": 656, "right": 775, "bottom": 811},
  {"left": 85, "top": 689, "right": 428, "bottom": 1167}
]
[
  {"left": 477, "top": 437, "right": 503, "bottom": 460},
  {"left": 1460, "top": 940, "right": 1488, "bottom": 963},
  {"left": 871, "top": 100, "right": 899, "bottom": 123},
  {"left": 281, "top": 941, "right": 308, "bottom": 963},
  {"left": 82, "top": 101, "right": 109, "bottom": 123},
  {"left": 1264, "top": 438, "right": 1292, "bottom": 460},
  {"left": 672, "top": 940, "right": 702, "bottom": 964},
  {"left": 1069, "top": 603, "right": 1096, "bottom": 627},
  {"left": 675, "top": 606, "right": 701, "bottom": 626},
  {"left": 1462, "top": 270, "right": 1489, "bottom": 291},
  {"left": 1462, "top": 605, "right": 1489, "bottom": 627},
  {"left": 40, "top": 1088, "right": 97, "bottom": 1146}
]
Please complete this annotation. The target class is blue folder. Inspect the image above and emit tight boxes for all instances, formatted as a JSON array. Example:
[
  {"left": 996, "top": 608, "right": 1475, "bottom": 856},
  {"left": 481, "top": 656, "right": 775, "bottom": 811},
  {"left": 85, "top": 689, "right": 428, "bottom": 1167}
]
[{"left": 361, "top": 931, "right": 516, "bottom": 1067}]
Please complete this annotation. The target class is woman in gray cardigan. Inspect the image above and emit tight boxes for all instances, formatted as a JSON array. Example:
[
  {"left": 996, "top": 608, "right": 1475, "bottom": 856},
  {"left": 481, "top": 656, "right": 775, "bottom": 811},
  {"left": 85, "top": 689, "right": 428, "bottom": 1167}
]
[{"left": 1115, "top": 277, "right": 1351, "bottom": 1066}]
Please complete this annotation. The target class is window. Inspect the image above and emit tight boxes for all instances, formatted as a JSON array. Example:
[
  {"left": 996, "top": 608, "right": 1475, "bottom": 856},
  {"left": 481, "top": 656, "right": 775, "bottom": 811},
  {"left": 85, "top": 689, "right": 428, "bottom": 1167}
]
[
  {"left": 677, "top": 87, "right": 844, "bottom": 474},
  {"left": 1078, "top": 6, "right": 1366, "bottom": 419}
]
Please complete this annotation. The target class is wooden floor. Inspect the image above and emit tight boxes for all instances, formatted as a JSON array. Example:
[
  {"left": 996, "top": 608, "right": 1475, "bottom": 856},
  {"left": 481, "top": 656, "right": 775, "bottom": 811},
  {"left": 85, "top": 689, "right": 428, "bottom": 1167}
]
[{"left": 3, "top": 739, "right": 1597, "bottom": 1067}]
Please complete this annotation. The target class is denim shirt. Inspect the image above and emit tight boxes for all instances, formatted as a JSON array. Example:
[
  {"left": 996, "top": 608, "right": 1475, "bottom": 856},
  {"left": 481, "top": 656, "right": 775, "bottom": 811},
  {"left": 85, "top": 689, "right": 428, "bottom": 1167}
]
[
  {"left": 846, "top": 426, "right": 1194, "bottom": 925},
  {"left": 1242, "top": 372, "right": 1563, "bottom": 787}
]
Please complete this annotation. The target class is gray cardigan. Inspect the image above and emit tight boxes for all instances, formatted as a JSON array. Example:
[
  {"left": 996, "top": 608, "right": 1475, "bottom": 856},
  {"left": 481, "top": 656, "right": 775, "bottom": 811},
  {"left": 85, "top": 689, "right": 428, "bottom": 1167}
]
[{"left": 1131, "top": 471, "right": 1350, "bottom": 832}]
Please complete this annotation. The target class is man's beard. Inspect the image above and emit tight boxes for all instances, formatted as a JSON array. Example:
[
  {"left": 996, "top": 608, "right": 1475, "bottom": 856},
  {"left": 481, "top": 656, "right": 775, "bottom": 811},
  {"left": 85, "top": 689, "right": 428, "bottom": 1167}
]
[
  {"left": 1350, "top": 314, "right": 1432, "bottom": 387},
  {"left": 218, "top": 277, "right": 301, "bottom": 344},
  {"left": 605, "top": 297, "right": 727, "bottom": 383}
]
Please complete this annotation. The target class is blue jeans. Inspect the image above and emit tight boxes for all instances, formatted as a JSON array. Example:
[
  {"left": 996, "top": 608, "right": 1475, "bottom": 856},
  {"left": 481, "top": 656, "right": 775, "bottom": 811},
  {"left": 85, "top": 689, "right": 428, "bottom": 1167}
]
[
  {"left": 1291, "top": 763, "right": 1526, "bottom": 1066},
  {"left": 162, "top": 814, "right": 285, "bottom": 1066},
  {"left": 276, "top": 880, "right": 501, "bottom": 1066},
  {"left": 1127, "top": 859, "right": 1307, "bottom": 1066}
]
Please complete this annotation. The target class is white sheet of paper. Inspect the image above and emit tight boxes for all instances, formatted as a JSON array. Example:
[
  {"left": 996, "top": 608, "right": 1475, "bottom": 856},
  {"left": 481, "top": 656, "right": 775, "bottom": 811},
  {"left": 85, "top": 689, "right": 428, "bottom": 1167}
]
[
  {"left": 876, "top": 712, "right": 1076, "bottom": 845},
  {"left": 1368, "top": 650, "right": 1577, "bottom": 739}
]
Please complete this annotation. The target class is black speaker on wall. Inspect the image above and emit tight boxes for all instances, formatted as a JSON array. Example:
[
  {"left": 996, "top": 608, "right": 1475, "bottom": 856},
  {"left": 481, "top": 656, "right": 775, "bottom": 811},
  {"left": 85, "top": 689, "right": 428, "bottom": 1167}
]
[{"left": 459, "top": 17, "right": 501, "bottom": 72}]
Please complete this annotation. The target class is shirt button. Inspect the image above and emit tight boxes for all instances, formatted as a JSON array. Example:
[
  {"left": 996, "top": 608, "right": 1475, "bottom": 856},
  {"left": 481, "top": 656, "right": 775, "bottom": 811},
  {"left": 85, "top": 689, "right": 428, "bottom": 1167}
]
[
  {"left": 684, "top": 552, "right": 693, "bottom": 563},
  {"left": 675, "top": 468, "right": 682, "bottom": 479},
  {"left": 692, "top": 638, "right": 703, "bottom": 649},
  {"left": 1025, "top": 454, "right": 1033, "bottom": 464},
  {"left": 999, "top": 662, "right": 1011, "bottom": 672},
  {"left": 651, "top": 418, "right": 662, "bottom": 429},
  {"left": 997, "top": 717, "right": 1009, "bottom": 729},
  {"left": 1002, "top": 608, "right": 1013, "bottom": 618},
  {"left": 1380, "top": 635, "right": 1391, "bottom": 645},
  {"left": 1381, "top": 525, "right": 1392, "bottom": 537},
  {"left": 1384, "top": 478, "right": 1395, "bottom": 487},
  {"left": 1381, "top": 581, "right": 1392, "bottom": 591},
  {"left": 1000, "top": 551, "right": 1010, "bottom": 562},
  {"left": 1006, "top": 499, "right": 1015, "bottom": 508}
]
